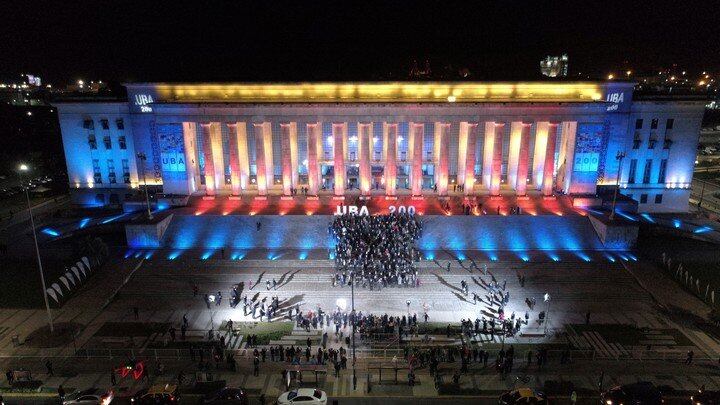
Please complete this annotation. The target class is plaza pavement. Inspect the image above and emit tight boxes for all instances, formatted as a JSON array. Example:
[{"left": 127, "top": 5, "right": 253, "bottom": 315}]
[{"left": 2, "top": 250, "right": 720, "bottom": 402}]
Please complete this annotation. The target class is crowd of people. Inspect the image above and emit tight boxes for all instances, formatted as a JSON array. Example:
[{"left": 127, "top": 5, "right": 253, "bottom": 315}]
[{"left": 330, "top": 212, "right": 422, "bottom": 288}]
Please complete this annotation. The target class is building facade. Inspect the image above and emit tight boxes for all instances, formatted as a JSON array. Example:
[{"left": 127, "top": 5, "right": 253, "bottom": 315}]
[{"left": 54, "top": 82, "right": 705, "bottom": 212}]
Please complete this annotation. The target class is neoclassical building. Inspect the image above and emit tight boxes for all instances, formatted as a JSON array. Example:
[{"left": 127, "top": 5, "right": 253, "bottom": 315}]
[{"left": 54, "top": 82, "right": 705, "bottom": 212}]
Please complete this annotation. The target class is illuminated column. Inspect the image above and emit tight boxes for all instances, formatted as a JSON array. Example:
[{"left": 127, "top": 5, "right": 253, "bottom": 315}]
[
  {"left": 226, "top": 123, "right": 241, "bottom": 195},
  {"left": 515, "top": 123, "right": 532, "bottom": 196},
  {"left": 199, "top": 123, "right": 216, "bottom": 196},
  {"left": 533, "top": 122, "right": 549, "bottom": 189},
  {"left": 457, "top": 123, "right": 468, "bottom": 188},
  {"left": 253, "top": 122, "right": 273, "bottom": 196},
  {"left": 280, "top": 123, "right": 293, "bottom": 196},
  {"left": 358, "top": 123, "right": 372, "bottom": 195},
  {"left": 289, "top": 123, "right": 299, "bottom": 188},
  {"left": 436, "top": 122, "right": 450, "bottom": 196},
  {"left": 332, "top": 123, "right": 346, "bottom": 196},
  {"left": 236, "top": 123, "right": 251, "bottom": 190},
  {"left": 490, "top": 122, "right": 505, "bottom": 196},
  {"left": 464, "top": 123, "right": 479, "bottom": 195},
  {"left": 182, "top": 122, "right": 199, "bottom": 194},
  {"left": 209, "top": 123, "right": 225, "bottom": 192},
  {"left": 507, "top": 122, "right": 522, "bottom": 189},
  {"left": 543, "top": 122, "right": 559, "bottom": 196},
  {"left": 384, "top": 123, "right": 398, "bottom": 196},
  {"left": 306, "top": 123, "right": 321, "bottom": 195},
  {"left": 482, "top": 122, "right": 496, "bottom": 190},
  {"left": 555, "top": 121, "right": 578, "bottom": 193},
  {"left": 410, "top": 123, "right": 424, "bottom": 196}
]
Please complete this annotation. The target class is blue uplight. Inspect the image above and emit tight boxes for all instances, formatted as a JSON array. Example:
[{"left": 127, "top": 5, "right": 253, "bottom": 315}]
[
  {"left": 41, "top": 228, "right": 60, "bottom": 237},
  {"left": 617, "top": 253, "right": 628, "bottom": 261},
  {"left": 694, "top": 226, "right": 712, "bottom": 234},
  {"left": 517, "top": 252, "right": 530, "bottom": 262},
  {"left": 230, "top": 251, "right": 246, "bottom": 260},
  {"left": 604, "top": 253, "right": 616, "bottom": 262},
  {"left": 157, "top": 202, "right": 169, "bottom": 211},
  {"left": 672, "top": 219, "right": 681, "bottom": 228},
  {"left": 78, "top": 218, "right": 91, "bottom": 229},
  {"left": 424, "top": 251, "right": 435, "bottom": 260},
  {"left": 298, "top": 251, "right": 308, "bottom": 260},
  {"left": 134, "top": 251, "right": 143, "bottom": 258},
  {"left": 456, "top": 252, "right": 466, "bottom": 260},
  {"left": 615, "top": 211, "right": 638, "bottom": 222},
  {"left": 487, "top": 252, "right": 498, "bottom": 261},
  {"left": 575, "top": 252, "right": 591, "bottom": 262},
  {"left": 640, "top": 213, "right": 655, "bottom": 223},
  {"left": 124, "top": 249, "right": 134, "bottom": 259},
  {"left": 144, "top": 251, "right": 154, "bottom": 259},
  {"left": 167, "top": 251, "right": 182, "bottom": 260},
  {"left": 101, "top": 213, "right": 127, "bottom": 224},
  {"left": 201, "top": 250, "right": 214, "bottom": 260},
  {"left": 626, "top": 253, "right": 638, "bottom": 261},
  {"left": 547, "top": 252, "right": 560, "bottom": 262}
]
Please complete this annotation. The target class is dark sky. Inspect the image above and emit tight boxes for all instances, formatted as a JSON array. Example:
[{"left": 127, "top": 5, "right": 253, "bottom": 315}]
[{"left": 2, "top": 0, "right": 719, "bottom": 84}]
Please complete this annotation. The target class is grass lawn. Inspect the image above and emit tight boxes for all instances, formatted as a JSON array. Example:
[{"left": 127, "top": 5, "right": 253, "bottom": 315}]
[{"left": 222, "top": 321, "right": 294, "bottom": 344}]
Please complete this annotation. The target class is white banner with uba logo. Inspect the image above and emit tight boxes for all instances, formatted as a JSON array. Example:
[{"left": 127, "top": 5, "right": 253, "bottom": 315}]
[{"left": 161, "top": 152, "right": 187, "bottom": 173}]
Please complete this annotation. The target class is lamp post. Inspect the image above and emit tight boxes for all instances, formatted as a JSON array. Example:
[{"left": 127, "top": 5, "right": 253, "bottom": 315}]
[
  {"left": 136, "top": 153, "right": 153, "bottom": 220},
  {"left": 543, "top": 293, "right": 551, "bottom": 335},
  {"left": 18, "top": 164, "right": 54, "bottom": 332},
  {"left": 609, "top": 151, "right": 626, "bottom": 221}
]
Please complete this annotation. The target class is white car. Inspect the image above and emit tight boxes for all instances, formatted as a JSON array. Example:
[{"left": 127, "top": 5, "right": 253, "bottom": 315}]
[
  {"left": 62, "top": 391, "right": 113, "bottom": 405},
  {"left": 277, "top": 388, "right": 327, "bottom": 405}
]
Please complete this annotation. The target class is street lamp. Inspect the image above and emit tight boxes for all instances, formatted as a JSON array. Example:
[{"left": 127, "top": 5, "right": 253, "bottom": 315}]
[
  {"left": 350, "top": 266, "right": 357, "bottom": 391},
  {"left": 135, "top": 153, "right": 153, "bottom": 220},
  {"left": 18, "top": 163, "right": 54, "bottom": 332},
  {"left": 543, "top": 293, "right": 551, "bottom": 335},
  {"left": 609, "top": 151, "right": 626, "bottom": 221}
]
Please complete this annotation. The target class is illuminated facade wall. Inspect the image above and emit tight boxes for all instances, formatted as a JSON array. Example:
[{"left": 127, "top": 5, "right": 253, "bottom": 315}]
[{"left": 53, "top": 82, "right": 705, "bottom": 212}]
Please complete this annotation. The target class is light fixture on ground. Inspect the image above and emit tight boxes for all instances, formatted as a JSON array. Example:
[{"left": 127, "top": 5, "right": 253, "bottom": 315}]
[{"left": 18, "top": 163, "right": 54, "bottom": 332}]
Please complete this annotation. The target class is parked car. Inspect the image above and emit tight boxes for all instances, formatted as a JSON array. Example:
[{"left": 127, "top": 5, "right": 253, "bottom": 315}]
[
  {"left": 692, "top": 389, "right": 720, "bottom": 404},
  {"left": 131, "top": 384, "right": 179, "bottom": 404},
  {"left": 601, "top": 381, "right": 663, "bottom": 404},
  {"left": 203, "top": 387, "right": 249, "bottom": 404},
  {"left": 498, "top": 388, "right": 547, "bottom": 404},
  {"left": 277, "top": 388, "right": 327, "bottom": 405},
  {"left": 62, "top": 388, "right": 113, "bottom": 405}
]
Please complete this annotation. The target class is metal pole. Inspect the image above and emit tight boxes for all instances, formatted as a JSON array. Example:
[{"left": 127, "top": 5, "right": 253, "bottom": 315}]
[
  {"left": 137, "top": 153, "right": 153, "bottom": 220},
  {"left": 24, "top": 182, "right": 54, "bottom": 332},
  {"left": 609, "top": 152, "right": 625, "bottom": 221},
  {"left": 698, "top": 180, "right": 706, "bottom": 208},
  {"left": 351, "top": 269, "right": 357, "bottom": 390}
]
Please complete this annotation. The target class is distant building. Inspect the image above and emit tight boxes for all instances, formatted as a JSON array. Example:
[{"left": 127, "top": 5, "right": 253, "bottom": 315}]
[{"left": 540, "top": 54, "right": 569, "bottom": 78}]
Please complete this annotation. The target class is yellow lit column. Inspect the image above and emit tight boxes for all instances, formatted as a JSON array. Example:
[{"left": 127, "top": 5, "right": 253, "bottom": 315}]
[
  {"left": 306, "top": 123, "right": 321, "bottom": 195},
  {"left": 226, "top": 122, "right": 241, "bottom": 196},
  {"left": 237, "top": 123, "right": 251, "bottom": 190},
  {"left": 464, "top": 123, "right": 479, "bottom": 196},
  {"left": 358, "top": 123, "right": 372, "bottom": 195},
  {"left": 482, "top": 122, "right": 496, "bottom": 190},
  {"left": 332, "top": 123, "right": 346, "bottom": 196},
  {"left": 543, "top": 122, "right": 559, "bottom": 196},
  {"left": 210, "top": 123, "right": 225, "bottom": 192},
  {"left": 515, "top": 123, "right": 532, "bottom": 196},
  {"left": 384, "top": 123, "right": 398, "bottom": 196},
  {"left": 436, "top": 122, "right": 450, "bottom": 196},
  {"left": 290, "top": 122, "right": 299, "bottom": 188},
  {"left": 533, "top": 122, "right": 549, "bottom": 189},
  {"left": 280, "top": 123, "right": 293, "bottom": 196},
  {"left": 507, "top": 122, "right": 523, "bottom": 190},
  {"left": 457, "top": 122, "right": 468, "bottom": 188},
  {"left": 199, "top": 123, "right": 216, "bottom": 196},
  {"left": 182, "top": 122, "right": 199, "bottom": 194},
  {"left": 253, "top": 122, "right": 273, "bottom": 196},
  {"left": 490, "top": 122, "right": 505, "bottom": 196},
  {"left": 410, "top": 123, "right": 424, "bottom": 196}
]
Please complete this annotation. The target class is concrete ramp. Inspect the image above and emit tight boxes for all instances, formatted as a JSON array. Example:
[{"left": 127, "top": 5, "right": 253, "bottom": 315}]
[{"left": 158, "top": 214, "right": 604, "bottom": 251}]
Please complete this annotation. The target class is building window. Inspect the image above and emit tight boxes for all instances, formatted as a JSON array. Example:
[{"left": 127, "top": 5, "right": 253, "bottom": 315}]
[
  {"left": 116, "top": 119, "right": 125, "bottom": 130},
  {"left": 640, "top": 193, "right": 648, "bottom": 204},
  {"left": 83, "top": 119, "right": 94, "bottom": 130},
  {"left": 100, "top": 119, "right": 109, "bottom": 130},
  {"left": 87, "top": 134, "right": 98, "bottom": 150},
  {"left": 92, "top": 159, "right": 102, "bottom": 184},
  {"left": 122, "top": 159, "right": 131, "bottom": 184},
  {"left": 655, "top": 194, "right": 663, "bottom": 204},
  {"left": 635, "top": 119, "right": 643, "bottom": 129},
  {"left": 632, "top": 132, "right": 641, "bottom": 149},
  {"left": 642, "top": 159, "right": 652, "bottom": 184},
  {"left": 103, "top": 135, "right": 112, "bottom": 150},
  {"left": 118, "top": 136, "right": 127, "bottom": 150},
  {"left": 650, "top": 118, "right": 658, "bottom": 130},
  {"left": 628, "top": 159, "right": 637, "bottom": 184},
  {"left": 107, "top": 159, "right": 116, "bottom": 184},
  {"left": 665, "top": 118, "right": 674, "bottom": 130},
  {"left": 648, "top": 138, "right": 656, "bottom": 149},
  {"left": 658, "top": 159, "right": 667, "bottom": 183}
]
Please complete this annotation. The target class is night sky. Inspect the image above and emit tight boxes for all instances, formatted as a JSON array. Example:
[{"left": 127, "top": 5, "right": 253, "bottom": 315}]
[{"left": 2, "top": 0, "right": 719, "bottom": 84}]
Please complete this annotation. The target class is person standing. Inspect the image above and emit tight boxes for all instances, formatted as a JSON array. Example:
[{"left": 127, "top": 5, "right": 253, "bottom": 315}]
[
  {"left": 253, "top": 355, "right": 260, "bottom": 376},
  {"left": 571, "top": 390, "right": 578, "bottom": 405},
  {"left": 57, "top": 385, "right": 66, "bottom": 402},
  {"left": 110, "top": 368, "right": 117, "bottom": 386}
]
